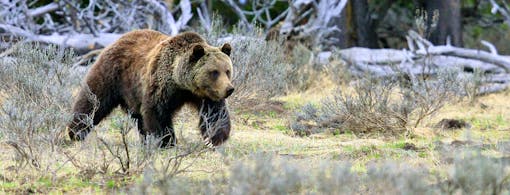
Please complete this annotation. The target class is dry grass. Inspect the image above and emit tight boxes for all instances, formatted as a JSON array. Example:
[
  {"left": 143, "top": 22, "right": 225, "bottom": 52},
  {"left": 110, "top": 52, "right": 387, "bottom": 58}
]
[
  {"left": 1, "top": 41, "right": 510, "bottom": 194},
  {"left": 429, "top": 92, "right": 510, "bottom": 129},
  {"left": 1, "top": 86, "right": 510, "bottom": 193}
]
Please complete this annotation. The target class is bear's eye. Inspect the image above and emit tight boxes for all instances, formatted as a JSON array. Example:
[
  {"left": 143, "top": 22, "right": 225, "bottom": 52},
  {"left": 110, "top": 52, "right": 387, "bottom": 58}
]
[
  {"left": 226, "top": 70, "right": 231, "bottom": 78},
  {"left": 210, "top": 70, "right": 219, "bottom": 79}
]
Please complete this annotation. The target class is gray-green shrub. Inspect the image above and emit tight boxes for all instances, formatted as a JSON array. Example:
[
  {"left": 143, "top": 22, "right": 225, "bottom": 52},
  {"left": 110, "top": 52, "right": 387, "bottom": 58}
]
[
  {"left": 291, "top": 68, "right": 465, "bottom": 137},
  {"left": 0, "top": 43, "right": 78, "bottom": 168}
]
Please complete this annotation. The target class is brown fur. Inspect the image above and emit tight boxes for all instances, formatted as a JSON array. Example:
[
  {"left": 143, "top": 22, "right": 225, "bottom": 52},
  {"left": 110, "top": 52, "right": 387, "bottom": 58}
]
[{"left": 68, "top": 30, "right": 234, "bottom": 147}]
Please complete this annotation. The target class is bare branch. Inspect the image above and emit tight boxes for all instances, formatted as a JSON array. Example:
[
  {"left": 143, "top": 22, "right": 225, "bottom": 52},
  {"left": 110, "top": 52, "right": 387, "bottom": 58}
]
[
  {"left": 336, "top": 30, "right": 510, "bottom": 95},
  {"left": 279, "top": 0, "right": 348, "bottom": 47},
  {"left": 1, "top": 0, "right": 196, "bottom": 51},
  {"left": 490, "top": 0, "right": 510, "bottom": 26},
  {"left": 223, "top": 0, "right": 252, "bottom": 29},
  {"left": 0, "top": 24, "right": 35, "bottom": 38},
  {"left": 175, "top": 0, "right": 193, "bottom": 33},
  {"left": 197, "top": 2, "right": 211, "bottom": 32},
  {"left": 28, "top": 2, "right": 59, "bottom": 17},
  {"left": 481, "top": 40, "right": 499, "bottom": 55},
  {"left": 407, "top": 30, "right": 510, "bottom": 71}
]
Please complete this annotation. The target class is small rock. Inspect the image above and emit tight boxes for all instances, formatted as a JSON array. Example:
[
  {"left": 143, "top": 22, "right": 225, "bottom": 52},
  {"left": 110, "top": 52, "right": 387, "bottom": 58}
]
[
  {"left": 435, "top": 118, "right": 470, "bottom": 130},
  {"left": 402, "top": 142, "right": 419, "bottom": 151},
  {"left": 480, "top": 103, "right": 489, "bottom": 110}
]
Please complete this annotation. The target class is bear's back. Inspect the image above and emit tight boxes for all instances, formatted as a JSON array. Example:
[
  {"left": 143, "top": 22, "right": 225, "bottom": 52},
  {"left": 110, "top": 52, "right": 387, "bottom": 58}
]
[
  {"left": 108, "top": 29, "right": 168, "bottom": 66},
  {"left": 144, "top": 31, "right": 207, "bottom": 80},
  {"left": 88, "top": 29, "right": 169, "bottom": 76}
]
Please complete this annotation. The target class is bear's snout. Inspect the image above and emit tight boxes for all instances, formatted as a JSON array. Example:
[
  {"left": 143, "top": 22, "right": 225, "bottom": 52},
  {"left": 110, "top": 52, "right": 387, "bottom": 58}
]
[{"left": 225, "top": 86, "right": 235, "bottom": 98}]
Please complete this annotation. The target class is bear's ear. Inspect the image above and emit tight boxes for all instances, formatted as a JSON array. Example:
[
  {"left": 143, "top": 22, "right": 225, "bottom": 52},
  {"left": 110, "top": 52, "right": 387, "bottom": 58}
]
[
  {"left": 221, "top": 43, "right": 231, "bottom": 56},
  {"left": 190, "top": 44, "right": 205, "bottom": 62}
]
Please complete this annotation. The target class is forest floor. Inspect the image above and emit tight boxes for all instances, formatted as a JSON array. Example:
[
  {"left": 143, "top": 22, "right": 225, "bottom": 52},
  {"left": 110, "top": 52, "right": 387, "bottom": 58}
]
[{"left": 0, "top": 82, "right": 509, "bottom": 194}]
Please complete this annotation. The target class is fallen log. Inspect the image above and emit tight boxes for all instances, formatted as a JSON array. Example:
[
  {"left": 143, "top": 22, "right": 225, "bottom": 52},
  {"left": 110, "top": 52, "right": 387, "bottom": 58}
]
[
  {"left": 430, "top": 56, "right": 505, "bottom": 74},
  {"left": 485, "top": 74, "right": 510, "bottom": 83},
  {"left": 479, "top": 83, "right": 510, "bottom": 95},
  {"left": 331, "top": 30, "right": 510, "bottom": 95},
  {"left": 408, "top": 30, "right": 510, "bottom": 72},
  {"left": 0, "top": 24, "right": 121, "bottom": 54},
  {"left": 338, "top": 47, "right": 415, "bottom": 65},
  {"left": 427, "top": 45, "right": 510, "bottom": 72}
]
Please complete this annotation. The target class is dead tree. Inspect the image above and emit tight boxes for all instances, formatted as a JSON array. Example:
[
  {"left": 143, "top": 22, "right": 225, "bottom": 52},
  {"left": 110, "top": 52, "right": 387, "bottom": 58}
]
[
  {"left": 224, "top": 0, "right": 348, "bottom": 49},
  {"left": 223, "top": 0, "right": 290, "bottom": 31},
  {"left": 331, "top": 30, "right": 510, "bottom": 95},
  {"left": 281, "top": 0, "right": 348, "bottom": 48},
  {"left": 0, "top": 0, "right": 194, "bottom": 53},
  {"left": 421, "top": 0, "right": 463, "bottom": 46}
]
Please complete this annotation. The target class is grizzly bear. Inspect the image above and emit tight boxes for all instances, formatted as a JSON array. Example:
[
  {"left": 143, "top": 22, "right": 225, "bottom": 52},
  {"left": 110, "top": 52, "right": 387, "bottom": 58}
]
[{"left": 68, "top": 30, "right": 234, "bottom": 147}]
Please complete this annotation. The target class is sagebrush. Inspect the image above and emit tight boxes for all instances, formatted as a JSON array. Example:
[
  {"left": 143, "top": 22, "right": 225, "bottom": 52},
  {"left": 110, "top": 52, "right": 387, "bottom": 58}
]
[{"left": 290, "top": 69, "right": 465, "bottom": 136}]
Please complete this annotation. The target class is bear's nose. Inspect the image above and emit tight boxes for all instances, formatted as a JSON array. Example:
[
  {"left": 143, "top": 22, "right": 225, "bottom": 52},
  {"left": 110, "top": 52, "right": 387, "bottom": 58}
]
[{"left": 225, "top": 87, "right": 235, "bottom": 98}]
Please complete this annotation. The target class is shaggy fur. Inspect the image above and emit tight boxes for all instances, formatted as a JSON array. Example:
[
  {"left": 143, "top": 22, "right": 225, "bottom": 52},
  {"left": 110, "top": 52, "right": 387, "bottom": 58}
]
[{"left": 68, "top": 30, "right": 234, "bottom": 147}]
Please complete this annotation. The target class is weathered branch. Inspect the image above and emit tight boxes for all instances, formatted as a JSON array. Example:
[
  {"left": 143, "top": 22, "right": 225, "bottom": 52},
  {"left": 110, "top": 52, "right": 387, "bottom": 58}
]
[
  {"left": 175, "top": 0, "right": 193, "bottom": 34},
  {"left": 489, "top": 0, "right": 510, "bottom": 27},
  {"left": 333, "top": 30, "right": 510, "bottom": 95},
  {"left": 0, "top": 24, "right": 121, "bottom": 54},
  {"left": 197, "top": 2, "right": 211, "bottom": 32},
  {"left": 408, "top": 30, "right": 510, "bottom": 72},
  {"left": 280, "top": 0, "right": 348, "bottom": 47},
  {"left": 28, "top": 2, "right": 59, "bottom": 17},
  {"left": 223, "top": 0, "right": 252, "bottom": 29},
  {"left": 426, "top": 46, "right": 510, "bottom": 72},
  {"left": 430, "top": 56, "right": 505, "bottom": 74},
  {"left": 338, "top": 47, "right": 415, "bottom": 65},
  {"left": 479, "top": 83, "right": 510, "bottom": 95},
  {"left": 481, "top": 40, "right": 498, "bottom": 55},
  {"left": 1, "top": 0, "right": 195, "bottom": 52},
  {"left": 0, "top": 24, "right": 34, "bottom": 38}
]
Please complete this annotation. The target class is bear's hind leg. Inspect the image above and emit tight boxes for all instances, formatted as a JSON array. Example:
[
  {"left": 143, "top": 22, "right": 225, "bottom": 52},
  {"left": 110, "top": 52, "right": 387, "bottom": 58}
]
[
  {"left": 158, "top": 121, "right": 176, "bottom": 148},
  {"left": 68, "top": 89, "right": 118, "bottom": 141},
  {"left": 129, "top": 113, "right": 149, "bottom": 143},
  {"left": 141, "top": 109, "right": 176, "bottom": 148}
]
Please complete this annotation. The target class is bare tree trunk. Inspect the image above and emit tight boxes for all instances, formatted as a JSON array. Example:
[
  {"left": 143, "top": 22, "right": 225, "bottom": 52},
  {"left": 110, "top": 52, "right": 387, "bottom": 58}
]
[
  {"left": 351, "top": 0, "right": 394, "bottom": 48},
  {"left": 330, "top": 1, "right": 353, "bottom": 49},
  {"left": 352, "top": 0, "right": 379, "bottom": 48},
  {"left": 425, "top": 0, "right": 463, "bottom": 46}
]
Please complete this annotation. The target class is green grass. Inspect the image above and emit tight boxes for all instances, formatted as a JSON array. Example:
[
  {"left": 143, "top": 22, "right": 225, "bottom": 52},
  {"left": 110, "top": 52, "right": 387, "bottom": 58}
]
[
  {"left": 384, "top": 140, "right": 408, "bottom": 149},
  {"left": 0, "top": 182, "right": 17, "bottom": 190},
  {"left": 273, "top": 124, "right": 290, "bottom": 132}
]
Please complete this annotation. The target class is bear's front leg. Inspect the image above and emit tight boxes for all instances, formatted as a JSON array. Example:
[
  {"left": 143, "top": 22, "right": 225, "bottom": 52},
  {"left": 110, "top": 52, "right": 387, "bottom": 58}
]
[
  {"left": 141, "top": 107, "right": 176, "bottom": 148},
  {"left": 198, "top": 99, "right": 231, "bottom": 146}
]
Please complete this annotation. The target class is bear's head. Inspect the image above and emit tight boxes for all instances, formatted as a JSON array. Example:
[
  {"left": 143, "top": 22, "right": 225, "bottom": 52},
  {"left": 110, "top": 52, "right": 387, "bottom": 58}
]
[{"left": 189, "top": 43, "right": 234, "bottom": 101}]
